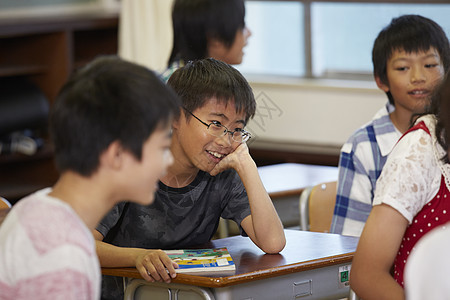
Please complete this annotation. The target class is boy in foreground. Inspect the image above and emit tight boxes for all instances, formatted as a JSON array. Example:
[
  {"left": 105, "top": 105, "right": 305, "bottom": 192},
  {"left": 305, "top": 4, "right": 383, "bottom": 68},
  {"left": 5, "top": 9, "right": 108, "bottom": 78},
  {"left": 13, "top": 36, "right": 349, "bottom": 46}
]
[
  {"left": 95, "top": 58, "right": 286, "bottom": 299},
  {"left": 331, "top": 15, "right": 449, "bottom": 236},
  {"left": 0, "top": 56, "right": 180, "bottom": 299}
]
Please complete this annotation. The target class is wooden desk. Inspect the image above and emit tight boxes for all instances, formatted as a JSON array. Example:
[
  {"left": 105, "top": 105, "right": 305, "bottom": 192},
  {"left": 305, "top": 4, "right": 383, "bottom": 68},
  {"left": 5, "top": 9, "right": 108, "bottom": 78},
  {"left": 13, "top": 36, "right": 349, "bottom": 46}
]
[
  {"left": 258, "top": 163, "right": 339, "bottom": 198},
  {"left": 257, "top": 163, "right": 339, "bottom": 229},
  {"left": 102, "top": 229, "right": 358, "bottom": 300}
]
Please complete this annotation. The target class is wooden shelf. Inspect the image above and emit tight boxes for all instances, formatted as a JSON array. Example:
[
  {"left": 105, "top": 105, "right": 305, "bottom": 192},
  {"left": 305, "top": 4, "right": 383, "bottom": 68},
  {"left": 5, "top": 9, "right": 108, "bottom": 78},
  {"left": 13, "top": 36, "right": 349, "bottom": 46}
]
[
  {"left": 0, "top": 64, "right": 48, "bottom": 77},
  {"left": 0, "top": 148, "right": 58, "bottom": 203},
  {"left": 0, "top": 144, "right": 54, "bottom": 165},
  {"left": 0, "top": 12, "right": 119, "bottom": 203}
]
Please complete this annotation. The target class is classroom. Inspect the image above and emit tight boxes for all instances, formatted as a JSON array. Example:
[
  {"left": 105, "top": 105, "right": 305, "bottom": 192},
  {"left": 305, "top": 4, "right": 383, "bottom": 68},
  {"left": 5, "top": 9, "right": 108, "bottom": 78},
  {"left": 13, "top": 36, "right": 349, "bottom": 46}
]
[{"left": 0, "top": 0, "right": 449, "bottom": 299}]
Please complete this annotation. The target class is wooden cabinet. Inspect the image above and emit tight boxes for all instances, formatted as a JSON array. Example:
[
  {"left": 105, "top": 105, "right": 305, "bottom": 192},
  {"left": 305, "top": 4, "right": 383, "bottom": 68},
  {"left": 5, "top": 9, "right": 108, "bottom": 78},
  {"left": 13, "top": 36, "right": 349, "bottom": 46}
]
[{"left": 0, "top": 12, "right": 119, "bottom": 203}]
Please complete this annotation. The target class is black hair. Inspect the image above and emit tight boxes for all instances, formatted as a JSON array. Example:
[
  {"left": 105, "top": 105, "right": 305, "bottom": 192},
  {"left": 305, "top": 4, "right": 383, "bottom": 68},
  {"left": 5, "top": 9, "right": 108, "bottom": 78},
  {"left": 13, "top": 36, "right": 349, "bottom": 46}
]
[
  {"left": 168, "top": 0, "right": 246, "bottom": 66},
  {"left": 50, "top": 56, "right": 181, "bottom": 176},
  {"left": 411, "top": 71, "right": 450, "bottom": 164},
  {"left": 430, "top": 71, "right": 450, "bottom": 163},
  {"left": 167, "top": 58, "right": 255, "bottom": 123},
  {"left": 372, "top": 14, "right": 450, "bottom": 105}
]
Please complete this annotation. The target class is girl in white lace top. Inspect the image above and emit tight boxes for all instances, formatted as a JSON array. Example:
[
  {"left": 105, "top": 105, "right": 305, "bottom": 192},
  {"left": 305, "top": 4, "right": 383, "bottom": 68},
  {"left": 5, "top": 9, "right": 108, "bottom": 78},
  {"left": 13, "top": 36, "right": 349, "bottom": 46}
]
[{"left": 350, "top": 72, "right": 450, "bottom": 300}]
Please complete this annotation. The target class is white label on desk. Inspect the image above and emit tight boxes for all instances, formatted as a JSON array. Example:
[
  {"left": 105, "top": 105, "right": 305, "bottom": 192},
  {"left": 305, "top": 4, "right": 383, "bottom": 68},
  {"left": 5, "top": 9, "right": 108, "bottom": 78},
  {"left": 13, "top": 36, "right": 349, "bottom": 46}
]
[{"left": 338, "top": 265, "right": 351, "bottom": 288}]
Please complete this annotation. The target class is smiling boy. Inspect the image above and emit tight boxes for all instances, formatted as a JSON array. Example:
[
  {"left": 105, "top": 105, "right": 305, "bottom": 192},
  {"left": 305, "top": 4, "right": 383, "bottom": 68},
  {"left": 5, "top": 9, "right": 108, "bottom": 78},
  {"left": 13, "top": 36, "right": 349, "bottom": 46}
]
[
  {"left": 331, "top": 15, "right": 450, "bottom": 237},
  {"left": 94, "top": 58, "right": 286, "bottom": 300}
]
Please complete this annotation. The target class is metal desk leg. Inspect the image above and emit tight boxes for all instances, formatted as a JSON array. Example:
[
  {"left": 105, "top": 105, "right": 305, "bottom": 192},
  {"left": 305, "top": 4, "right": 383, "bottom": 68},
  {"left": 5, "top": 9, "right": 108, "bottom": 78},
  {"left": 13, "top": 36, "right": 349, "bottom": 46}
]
[{"left": 124, "top": 278, "right": 215, "bottom": 300}]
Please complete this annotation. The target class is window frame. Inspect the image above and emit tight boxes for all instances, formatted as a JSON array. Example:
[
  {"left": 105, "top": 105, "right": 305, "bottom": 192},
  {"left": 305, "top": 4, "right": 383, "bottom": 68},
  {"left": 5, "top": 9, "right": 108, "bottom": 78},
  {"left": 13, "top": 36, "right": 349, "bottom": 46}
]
[{"left": 245, "top": 0, "right": 449, "bottom": 79}]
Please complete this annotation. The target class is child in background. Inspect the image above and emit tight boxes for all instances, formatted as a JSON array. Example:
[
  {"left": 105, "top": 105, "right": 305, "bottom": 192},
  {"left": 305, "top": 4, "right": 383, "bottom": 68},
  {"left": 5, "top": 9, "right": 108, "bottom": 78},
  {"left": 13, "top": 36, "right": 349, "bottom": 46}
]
[
  {"left": 331, "top": 14, "right": 450, "bottom": 237},
  {"left": 404, "top": 73, "right": 450, "bottom": 300},
  {"left": 0, "top": 56, "right": 180, "bottom": 300},
  {"left": 161, "top": 0, "right": 251, "bottom": 81},
  {"left": 94, "top": 58, "right": 286, "bottom": 300},
  {"left": 350, "top": 70, "right": 450, "bottom": 299}
]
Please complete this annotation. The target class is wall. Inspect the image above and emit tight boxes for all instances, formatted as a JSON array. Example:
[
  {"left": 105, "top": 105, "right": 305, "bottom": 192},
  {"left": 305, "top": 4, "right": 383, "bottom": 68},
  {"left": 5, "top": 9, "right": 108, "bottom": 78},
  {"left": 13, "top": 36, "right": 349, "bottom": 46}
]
[{"left": 246, "top": 77, "right": 387, "bottom": 156}]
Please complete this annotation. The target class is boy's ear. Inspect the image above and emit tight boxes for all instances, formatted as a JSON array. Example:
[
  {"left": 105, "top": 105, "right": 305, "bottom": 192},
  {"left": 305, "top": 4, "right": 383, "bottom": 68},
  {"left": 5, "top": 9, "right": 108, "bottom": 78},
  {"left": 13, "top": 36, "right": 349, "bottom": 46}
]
[
  {"left": 375, "top": 76, "right": 390, "bottom": 93},
  {"left": 172, "top": 110, "right": 188, "bottom": 129},
  {"left": 172, "top": 116, "right": 180, "bottom": 129},
  {"left": 207, "top": 37, "right": 227, "bottom": 58},
  {"left": 208, "top": 37, "right": 223, "bottom": 48},
  {"left": 100, "top": 141, "right": 125, "bottom": 170}
]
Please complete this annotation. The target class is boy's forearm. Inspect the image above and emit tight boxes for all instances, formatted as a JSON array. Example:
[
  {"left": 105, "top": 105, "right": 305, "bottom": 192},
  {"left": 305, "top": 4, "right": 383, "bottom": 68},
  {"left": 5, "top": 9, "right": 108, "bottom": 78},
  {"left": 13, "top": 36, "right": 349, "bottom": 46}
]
[
  {"left": 95, "top": 240, "right": 145, "bottom": 267},
  {"left": 237, "top": 159, "right": 286, "bottom": 253}
]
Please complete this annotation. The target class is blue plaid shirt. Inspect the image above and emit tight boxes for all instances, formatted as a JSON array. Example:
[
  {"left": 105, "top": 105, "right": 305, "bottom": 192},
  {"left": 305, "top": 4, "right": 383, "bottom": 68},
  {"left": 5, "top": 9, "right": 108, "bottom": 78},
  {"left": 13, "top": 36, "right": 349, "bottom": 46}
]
[
  {"left": 160, "top": 60, "right": 184, "bottom": 83},
  {"left": 330, "top": 102, "right": 400, "bottom": 236}
]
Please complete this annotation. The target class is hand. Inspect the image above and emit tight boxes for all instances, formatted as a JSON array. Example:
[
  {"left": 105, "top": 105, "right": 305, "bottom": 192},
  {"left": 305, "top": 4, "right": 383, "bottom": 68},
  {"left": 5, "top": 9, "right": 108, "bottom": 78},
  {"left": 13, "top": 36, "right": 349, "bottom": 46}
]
[
  {"left": 135, "top": 249, "right": 178, "bottom": 283},
  {"left": 209, "top": 142, "right": 253, "bottom": 176}
]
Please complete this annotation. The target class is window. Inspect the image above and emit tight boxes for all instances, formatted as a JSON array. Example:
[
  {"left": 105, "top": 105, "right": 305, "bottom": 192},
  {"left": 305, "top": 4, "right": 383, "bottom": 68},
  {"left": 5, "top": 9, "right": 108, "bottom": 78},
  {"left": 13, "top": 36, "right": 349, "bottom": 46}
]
[
  {"left": 236, "top": 1, "right": 450, "bottom": 80},
  {"left": 238, "top": 1, "right": 304, "bottom": 77}
]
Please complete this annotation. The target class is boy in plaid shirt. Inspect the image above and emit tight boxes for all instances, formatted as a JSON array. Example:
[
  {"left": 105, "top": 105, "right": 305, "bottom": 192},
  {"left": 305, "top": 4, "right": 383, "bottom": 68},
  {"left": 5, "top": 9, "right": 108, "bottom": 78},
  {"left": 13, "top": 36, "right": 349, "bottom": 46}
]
[{"left": 330, "top": 15, "right": 450, "bottom": 236}]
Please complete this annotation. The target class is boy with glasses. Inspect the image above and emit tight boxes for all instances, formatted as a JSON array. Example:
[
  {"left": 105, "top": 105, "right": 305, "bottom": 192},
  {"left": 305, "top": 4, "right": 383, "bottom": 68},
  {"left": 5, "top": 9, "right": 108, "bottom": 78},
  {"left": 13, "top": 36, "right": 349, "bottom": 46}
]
[{"left": 94, "top": 58, "right": 286, "bottom": 300}]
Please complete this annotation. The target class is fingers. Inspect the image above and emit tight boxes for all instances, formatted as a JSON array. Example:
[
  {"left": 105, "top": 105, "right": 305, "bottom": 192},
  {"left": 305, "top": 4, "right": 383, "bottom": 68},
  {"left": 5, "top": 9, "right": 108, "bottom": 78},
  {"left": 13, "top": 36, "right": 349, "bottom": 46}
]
[
  {"left": 146, "top": 260, "right": 171, "bottom": 283},
  {"left": 209, "top": 164, "right": 223, "bottom": 176},
  {"left": 136, "top": 250, "right": 178, "bottom": 283},
  {"left": 210, "top": 143, "right": 251, "bottom": 176},
  {"left": 137, "top": 265, "right": 155, "bottom": 282},
  {"left": 166, "top": 261, "right": 179, "bottom": 279}
]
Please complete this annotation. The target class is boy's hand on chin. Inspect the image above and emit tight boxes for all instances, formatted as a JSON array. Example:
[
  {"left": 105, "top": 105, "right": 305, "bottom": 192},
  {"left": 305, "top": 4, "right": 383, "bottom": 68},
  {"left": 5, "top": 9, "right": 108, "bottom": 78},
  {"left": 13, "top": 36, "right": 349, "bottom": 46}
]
[{"left": 209, "top": 143, "right": 252, "bottom": 176}]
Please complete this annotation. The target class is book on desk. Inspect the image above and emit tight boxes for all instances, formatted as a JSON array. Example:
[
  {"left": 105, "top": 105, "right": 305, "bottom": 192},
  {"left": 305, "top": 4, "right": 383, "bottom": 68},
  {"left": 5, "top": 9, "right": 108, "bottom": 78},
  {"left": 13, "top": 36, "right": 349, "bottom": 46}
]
[{"left": 164, "top": 247, "right": 235, "bottom": 276}]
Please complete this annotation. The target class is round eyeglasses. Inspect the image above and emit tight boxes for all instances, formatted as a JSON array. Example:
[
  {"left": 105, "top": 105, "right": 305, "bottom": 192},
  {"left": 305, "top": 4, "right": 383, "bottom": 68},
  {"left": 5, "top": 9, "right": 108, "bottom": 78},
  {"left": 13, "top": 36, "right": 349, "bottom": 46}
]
[{"left": 184, "top": 108, "right": 252, "bottom": 143}]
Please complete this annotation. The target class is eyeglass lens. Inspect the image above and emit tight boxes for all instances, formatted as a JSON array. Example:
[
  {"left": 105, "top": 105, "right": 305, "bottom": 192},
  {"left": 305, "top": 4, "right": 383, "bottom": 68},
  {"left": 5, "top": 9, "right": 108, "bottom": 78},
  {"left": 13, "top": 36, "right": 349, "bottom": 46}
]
[{"left": 208, "top": 123, "right": 249, "bottom": 142}]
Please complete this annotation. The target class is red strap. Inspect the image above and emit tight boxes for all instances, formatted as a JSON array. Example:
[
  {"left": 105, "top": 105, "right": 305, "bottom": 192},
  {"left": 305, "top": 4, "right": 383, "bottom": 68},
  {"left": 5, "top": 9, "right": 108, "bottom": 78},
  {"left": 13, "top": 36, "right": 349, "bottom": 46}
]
[{"left": 397, "top": 121, "right": 430, "bottom": 144}]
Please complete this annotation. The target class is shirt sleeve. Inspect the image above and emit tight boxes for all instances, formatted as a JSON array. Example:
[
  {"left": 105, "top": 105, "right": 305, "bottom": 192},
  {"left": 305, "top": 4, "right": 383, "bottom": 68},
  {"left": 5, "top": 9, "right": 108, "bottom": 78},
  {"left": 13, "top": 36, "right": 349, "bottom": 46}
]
[
  {"left": 373, "top": 128, "right": 441, "bottom": 223},
  {"left": 96, "top": 202, "right": 127, "bottom": 239},
  {"left": 331, "top": 137, "right": 374, "bottom": 236},
  {"left": 220, "top": 170, "right": 251, "bottom": 235}
]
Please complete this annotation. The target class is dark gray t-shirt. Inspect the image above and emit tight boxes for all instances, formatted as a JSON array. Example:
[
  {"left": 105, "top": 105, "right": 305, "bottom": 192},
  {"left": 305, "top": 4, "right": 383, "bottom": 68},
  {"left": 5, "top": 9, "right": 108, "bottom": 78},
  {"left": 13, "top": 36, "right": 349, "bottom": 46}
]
[{"left": 97, "top": 169, "right": 250, "bottom": 299}]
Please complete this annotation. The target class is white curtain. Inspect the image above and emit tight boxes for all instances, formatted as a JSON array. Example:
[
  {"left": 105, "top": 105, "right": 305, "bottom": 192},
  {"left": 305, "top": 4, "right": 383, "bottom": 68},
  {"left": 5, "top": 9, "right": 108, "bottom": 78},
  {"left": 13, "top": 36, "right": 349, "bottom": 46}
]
[{"left": 118, "top": 0, "right": 174, "bottom": 73}]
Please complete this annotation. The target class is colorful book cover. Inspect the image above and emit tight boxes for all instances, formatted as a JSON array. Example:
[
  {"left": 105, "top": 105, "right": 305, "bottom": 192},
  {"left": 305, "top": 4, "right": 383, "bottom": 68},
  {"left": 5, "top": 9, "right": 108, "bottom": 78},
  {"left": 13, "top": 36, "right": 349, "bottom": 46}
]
[{"left": 164, "top": 247, "right": 235, "bottom": 276}]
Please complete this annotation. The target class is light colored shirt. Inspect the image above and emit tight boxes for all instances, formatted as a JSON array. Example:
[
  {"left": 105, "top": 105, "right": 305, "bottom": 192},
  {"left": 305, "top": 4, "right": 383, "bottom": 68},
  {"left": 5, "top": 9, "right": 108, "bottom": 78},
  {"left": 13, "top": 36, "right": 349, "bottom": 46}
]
[
  {"left": 372, "top": 115, "right": 446, "bottom": 222},
  {"left": 373, "top": 115, "right": 450, "bottom": 286},
  {"left": 0, "top": 189, "right": 100, "bottom": 300}
]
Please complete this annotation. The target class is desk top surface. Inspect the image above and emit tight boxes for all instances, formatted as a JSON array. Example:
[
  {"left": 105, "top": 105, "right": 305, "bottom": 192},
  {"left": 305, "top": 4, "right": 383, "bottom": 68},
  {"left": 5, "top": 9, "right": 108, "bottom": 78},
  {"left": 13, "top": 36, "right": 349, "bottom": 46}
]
[
  {"left": 258, "top": 163, "right": 338, "bottom": 197},
  {"left": 102, "top": 229, "right": 358, "bottom": 288}
]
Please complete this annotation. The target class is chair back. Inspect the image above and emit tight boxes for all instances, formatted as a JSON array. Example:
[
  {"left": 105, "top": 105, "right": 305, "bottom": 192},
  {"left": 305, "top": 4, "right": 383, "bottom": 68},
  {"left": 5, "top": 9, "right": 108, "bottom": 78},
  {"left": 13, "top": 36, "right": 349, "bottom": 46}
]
[
  {"left": 299, "top": 181, "right": 336, "bottom": 233},
  {"left": 0, "top": 197, "right": 11, "bottom": 226},
  {"left": 0, "top": 197, "right": 11, "bottom": 209},
  {"left": 308, "top": 181, "right": 336, "bottom": 232}
]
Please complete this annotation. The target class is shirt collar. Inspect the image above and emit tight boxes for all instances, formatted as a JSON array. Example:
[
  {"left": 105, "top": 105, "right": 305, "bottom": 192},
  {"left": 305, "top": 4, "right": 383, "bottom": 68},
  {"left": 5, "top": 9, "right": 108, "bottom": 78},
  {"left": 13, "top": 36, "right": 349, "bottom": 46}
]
[{"left": 373, "top": 102, "right": 402, "bottom": 157}]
